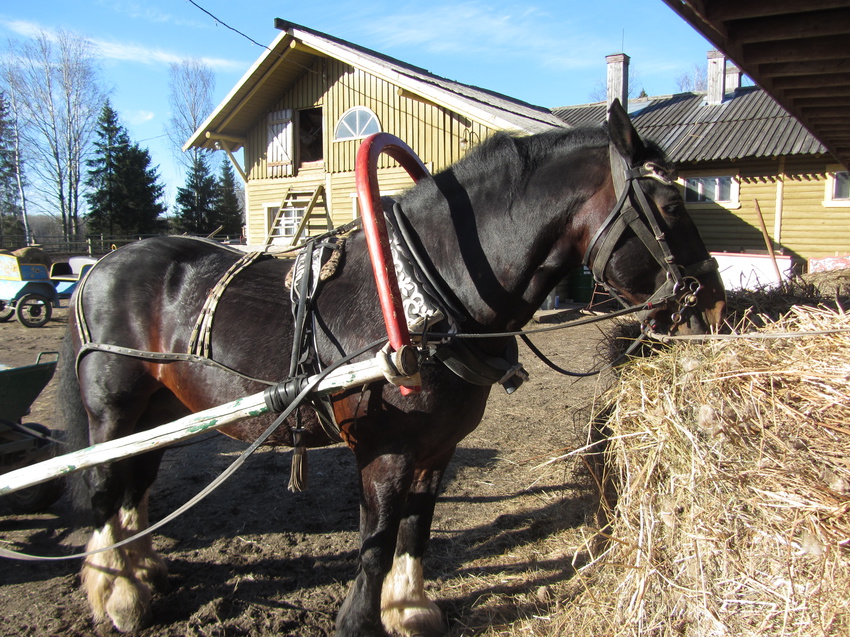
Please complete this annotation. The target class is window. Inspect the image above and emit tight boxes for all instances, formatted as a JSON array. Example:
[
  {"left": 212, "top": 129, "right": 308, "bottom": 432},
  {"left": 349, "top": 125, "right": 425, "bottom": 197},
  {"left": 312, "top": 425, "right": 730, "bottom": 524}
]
[
  {"left": 267, "top": 204, "right": 302, "bottom": 243},
  {"left": 334, "top": 106, "right": 380, "bottom": 141},
  {"left": 823, "top": 168, "right": 850, "bottom": 207},
  {"left": 684, "top": 175, "right": 739, "bottom": 206},
  {"left": 831, "top": 170, "right": 850, "bottom": 201},
  {"left": 835, "top": 172, "right": 850, "bottom": 200}
]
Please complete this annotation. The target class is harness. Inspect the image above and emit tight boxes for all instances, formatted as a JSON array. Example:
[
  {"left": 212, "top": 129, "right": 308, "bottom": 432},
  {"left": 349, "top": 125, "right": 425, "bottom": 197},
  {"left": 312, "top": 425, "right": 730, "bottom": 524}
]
[
  {"left": 74, "top": 241, "right": 281, "bottom": 385},
  {"left": 383, "top": 200, "right": 528, "bottom": 393},
  {"left": 582, "top": 144, "right": 719, "bottom": 328}
]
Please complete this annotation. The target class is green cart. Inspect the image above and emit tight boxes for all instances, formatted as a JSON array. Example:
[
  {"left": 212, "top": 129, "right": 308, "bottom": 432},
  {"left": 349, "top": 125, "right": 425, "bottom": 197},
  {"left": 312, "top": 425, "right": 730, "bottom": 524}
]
[{"left": 0, "top": 352, "right": 64, "bottom": 512}]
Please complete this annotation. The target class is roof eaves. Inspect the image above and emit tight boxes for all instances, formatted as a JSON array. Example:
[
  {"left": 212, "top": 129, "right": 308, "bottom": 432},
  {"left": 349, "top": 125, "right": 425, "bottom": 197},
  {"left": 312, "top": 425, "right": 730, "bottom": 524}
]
[{"left": 184, "top": 30, "right": 294, "bottom": 151}]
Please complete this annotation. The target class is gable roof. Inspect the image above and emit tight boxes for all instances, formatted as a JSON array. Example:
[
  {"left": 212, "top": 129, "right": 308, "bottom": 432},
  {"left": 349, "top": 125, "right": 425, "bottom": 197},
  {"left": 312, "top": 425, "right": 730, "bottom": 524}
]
[
  {"left": 552, "top": 86, "right": 828, "bottom": 165},
  {"left": 185, "top": 19, "right": 565, "bottom": 152}
]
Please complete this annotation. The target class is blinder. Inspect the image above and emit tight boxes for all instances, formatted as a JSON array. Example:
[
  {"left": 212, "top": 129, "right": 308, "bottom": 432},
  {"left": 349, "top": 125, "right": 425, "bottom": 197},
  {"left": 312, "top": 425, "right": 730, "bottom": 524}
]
[{"left": 581, "top": 145, "right": 719, "bottom": 327}]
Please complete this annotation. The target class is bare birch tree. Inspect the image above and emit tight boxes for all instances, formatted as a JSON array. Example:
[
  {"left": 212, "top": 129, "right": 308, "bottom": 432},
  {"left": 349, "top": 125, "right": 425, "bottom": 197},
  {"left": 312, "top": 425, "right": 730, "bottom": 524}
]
[
  {"left": 2, "top": 30, "right": 105, "bottom": 240},
  {"left": 167, "top": 58, "right": 215, "bottom": 170},
  {"left": 675, "top": 62, "right": 708, "bottom": 93}
]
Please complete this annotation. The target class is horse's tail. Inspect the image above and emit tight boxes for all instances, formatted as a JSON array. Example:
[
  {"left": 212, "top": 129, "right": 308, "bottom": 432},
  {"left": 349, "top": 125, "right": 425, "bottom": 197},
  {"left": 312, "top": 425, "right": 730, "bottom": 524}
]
[{"left": 56, "top": 329, "right": 91, "bottom": 513}]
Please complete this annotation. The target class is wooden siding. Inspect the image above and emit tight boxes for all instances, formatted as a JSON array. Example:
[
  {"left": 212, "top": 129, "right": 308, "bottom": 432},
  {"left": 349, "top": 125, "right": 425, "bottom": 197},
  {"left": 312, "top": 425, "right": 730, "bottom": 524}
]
[
  {"left": 328, "top": 168, "right": 417, "bottom": 225},
  {"left": 245, "top": 56, "right": 496, "bottom": 181},
  {"left": 683, "top": 156, "right": 850, "bottom": 267},
  {"left": 243, "top": 53, "right": 498, "bottom": 245},
  {"left": 781, "top": 157, "right": 850, "bottom": 261},
  {"left": 245, "top": 165, "right": 326, "bottom": 245},
  {"left": 245, "top": 57, "right": 329, "bottom": 181},
  {"left": 324, "top": 60, "right": 493, "bottom": 174},
  {"left": 683, "top": 159, "right": 780, "bottom": 256}
]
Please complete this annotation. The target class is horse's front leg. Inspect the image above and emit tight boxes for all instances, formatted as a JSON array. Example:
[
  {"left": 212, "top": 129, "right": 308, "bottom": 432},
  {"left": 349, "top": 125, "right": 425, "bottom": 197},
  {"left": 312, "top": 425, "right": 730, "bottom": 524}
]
[
  {"left": 381, "top": 451, "right": 454, "bottom": 637},
  {"left": 336, "top": 449, "right": 414, "bottom": 637}
]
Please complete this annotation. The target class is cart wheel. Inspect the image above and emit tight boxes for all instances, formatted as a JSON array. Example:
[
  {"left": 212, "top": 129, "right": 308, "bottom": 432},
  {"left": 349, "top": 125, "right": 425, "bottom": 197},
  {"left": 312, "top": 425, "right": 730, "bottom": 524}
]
[
  {"left": 0, "top": 301, "right": 13, "bottom": 322},
  {"left": 4, "top": 424, "right": 65, "bottom": 514},
  {"left": 15, "top": 293, "right": 52, "bottom": 328}
]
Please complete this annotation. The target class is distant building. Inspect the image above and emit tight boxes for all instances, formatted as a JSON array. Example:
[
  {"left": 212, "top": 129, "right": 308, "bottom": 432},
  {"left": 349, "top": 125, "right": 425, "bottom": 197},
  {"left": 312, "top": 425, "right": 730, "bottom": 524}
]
[{"left": 553, "top": 52, "right": 850, "bottom": 273}]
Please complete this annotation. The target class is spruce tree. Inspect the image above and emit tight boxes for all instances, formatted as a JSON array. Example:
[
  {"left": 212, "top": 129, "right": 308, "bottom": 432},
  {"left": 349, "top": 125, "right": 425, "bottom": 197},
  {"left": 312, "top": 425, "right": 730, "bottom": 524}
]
[
  {"left": 119, "top": 144, "right": 168, "bottom": 235},
  {"left": 85, "top": 101, "right": 166, "bottom": 236},
  {"left": 175, "top": 153, "right": 217, "bottom": 235},
  {"left": 85, "top": 101, "right": 130, "bottom": 235},
  {"left": 213, "top": 160, "right": 243, "bottom": 237},
  {"left": 0, "top": 92, "right": 24, "bottom": 248}
]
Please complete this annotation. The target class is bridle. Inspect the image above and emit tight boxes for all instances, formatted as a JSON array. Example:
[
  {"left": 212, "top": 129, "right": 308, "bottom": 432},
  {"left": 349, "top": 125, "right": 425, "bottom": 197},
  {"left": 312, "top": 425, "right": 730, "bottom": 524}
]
[{"left": 582, "top": 145, "right": 719, "bottom": 328}]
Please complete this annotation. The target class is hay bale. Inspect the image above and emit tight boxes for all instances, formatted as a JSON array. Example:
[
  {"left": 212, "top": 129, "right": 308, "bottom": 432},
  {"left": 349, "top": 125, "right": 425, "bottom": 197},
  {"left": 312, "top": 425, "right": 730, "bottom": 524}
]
[{"left": 559, "top": 305, "right": 850, "bottom": 636}]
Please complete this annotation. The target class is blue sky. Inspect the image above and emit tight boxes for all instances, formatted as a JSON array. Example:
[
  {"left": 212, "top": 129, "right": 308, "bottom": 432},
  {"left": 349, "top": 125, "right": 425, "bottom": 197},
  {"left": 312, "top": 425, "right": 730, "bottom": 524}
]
[{"left": 0, "top": 0, "right": 714, "bottom": 210}]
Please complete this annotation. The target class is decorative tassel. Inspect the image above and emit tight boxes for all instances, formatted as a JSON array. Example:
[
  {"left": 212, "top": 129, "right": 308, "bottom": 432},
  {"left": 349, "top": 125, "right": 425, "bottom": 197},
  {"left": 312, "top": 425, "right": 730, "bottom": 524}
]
[{"left": 288, "top": 426, "right": 308, "bottom": 492}]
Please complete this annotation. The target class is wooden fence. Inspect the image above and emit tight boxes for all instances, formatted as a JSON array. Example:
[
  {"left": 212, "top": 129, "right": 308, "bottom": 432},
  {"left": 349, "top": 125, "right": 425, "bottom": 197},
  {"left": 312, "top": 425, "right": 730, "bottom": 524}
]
[{"left": 0, "top": 234, "right": 243, "bottom": 257}]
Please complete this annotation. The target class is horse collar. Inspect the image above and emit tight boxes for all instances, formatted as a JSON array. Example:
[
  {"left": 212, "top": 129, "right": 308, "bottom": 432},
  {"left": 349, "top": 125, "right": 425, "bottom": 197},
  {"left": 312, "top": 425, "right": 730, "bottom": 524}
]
[
  {"left": 384, "top": 201, "right": 464, "bottom": 336},
  {"left": 384, "top": 200, "right": 528, "bottom": 394}
]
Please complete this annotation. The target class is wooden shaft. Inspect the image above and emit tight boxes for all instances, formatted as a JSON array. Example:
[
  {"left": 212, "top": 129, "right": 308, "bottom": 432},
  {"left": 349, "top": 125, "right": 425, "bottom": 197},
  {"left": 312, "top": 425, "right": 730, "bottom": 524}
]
[
  {"left": 0, "top": 357, "right": 391, "bottom": 496},
  {"left": 753, "top": 198, "right": 784, "bottom": 286}
]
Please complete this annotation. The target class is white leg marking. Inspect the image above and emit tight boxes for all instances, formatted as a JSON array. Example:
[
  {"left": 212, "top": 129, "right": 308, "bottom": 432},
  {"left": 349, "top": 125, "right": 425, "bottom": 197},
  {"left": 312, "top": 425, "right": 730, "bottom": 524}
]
[
  {"left": 120, "top": 494, "right": 168, "bottom": 589},
  {"left": 81, "top": 495, "right": 163, "bottom": 633},
  {"left": 381, "top": 553, "right": 444, "bottom": 636}
]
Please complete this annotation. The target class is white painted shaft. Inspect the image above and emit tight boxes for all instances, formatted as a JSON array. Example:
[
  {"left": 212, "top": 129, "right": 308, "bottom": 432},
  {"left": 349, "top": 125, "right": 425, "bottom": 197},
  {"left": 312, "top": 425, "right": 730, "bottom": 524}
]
[{"left": 0, "top": 357, "right": 391, "bottom": 496}]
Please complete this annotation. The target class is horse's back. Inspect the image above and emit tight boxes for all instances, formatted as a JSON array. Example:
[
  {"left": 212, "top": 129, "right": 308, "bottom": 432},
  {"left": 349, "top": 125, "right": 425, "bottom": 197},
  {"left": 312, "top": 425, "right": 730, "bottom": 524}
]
[
  {"left": 78, "top": 237, "right": 279, "bottom": 346},
  {"left": 84, "top": 236, "right": 243, "bottom": 298}
]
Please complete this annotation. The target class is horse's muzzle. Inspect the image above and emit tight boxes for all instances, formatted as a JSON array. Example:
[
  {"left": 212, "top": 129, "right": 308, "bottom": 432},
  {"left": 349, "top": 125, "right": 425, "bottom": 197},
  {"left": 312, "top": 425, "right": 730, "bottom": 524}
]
[{"left": 673, "top": 272, "right": 727, "bottom": 335}]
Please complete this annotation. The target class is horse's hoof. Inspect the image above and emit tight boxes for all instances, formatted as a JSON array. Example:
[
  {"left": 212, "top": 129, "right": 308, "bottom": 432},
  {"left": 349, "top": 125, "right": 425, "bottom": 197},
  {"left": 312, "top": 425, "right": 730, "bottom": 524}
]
[
  {"left": 103, "top": 578, "right": 153, "bottom": 633},
  {"left": 382, "top": 601, "right": 445, "bottom": 637}
]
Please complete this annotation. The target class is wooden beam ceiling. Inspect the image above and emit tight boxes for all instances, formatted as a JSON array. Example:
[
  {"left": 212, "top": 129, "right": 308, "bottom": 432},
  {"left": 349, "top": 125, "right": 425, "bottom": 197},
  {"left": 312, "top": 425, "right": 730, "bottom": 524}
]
[{"left": 662, "top": 0, "right": 850, "bottom": 168}]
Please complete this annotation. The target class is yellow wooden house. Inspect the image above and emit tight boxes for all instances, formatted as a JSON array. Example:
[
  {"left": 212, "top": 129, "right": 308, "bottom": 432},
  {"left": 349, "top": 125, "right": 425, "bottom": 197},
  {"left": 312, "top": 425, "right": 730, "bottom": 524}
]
[
  {"left": 554, "top": 52, "right": 850, "bottom": 277},
  {"left": 185, "top": 19, "right": 565, "bottom": 248}
]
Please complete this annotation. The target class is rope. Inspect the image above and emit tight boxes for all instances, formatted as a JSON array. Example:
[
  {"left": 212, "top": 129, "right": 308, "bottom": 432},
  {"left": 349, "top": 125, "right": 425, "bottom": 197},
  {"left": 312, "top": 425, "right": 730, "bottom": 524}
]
[
  {"left": 75, "top": 342, "right": 278, "bottom": 385},
  {"left": 519, "top": 334, "right": 601, "bottom": 378},
  {"left": 413, "top": 302, "right": 649, "bottom": 341}
]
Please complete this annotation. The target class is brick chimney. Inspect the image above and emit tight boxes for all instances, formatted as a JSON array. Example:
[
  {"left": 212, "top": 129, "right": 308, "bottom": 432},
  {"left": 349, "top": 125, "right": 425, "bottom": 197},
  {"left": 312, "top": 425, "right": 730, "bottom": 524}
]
[
  {"left": 606, "top": 53, "right": 630, "bottom": 110},
  {"left": 706, "top": 50, "right": 726, "bottom": 105}
]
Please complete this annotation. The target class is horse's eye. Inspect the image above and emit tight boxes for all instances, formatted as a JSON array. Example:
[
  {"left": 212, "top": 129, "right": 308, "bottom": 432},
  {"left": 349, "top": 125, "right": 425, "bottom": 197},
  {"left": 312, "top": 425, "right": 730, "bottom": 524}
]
[{"left": 662, "top": 203, "right": 681, "bottom": 217}]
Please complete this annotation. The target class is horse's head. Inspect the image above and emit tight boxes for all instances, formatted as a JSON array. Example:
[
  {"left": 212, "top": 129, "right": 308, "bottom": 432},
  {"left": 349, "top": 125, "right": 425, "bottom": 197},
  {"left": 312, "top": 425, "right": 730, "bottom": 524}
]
[{"left": 582, "top": 100, "right": 726, "bottom": 335}]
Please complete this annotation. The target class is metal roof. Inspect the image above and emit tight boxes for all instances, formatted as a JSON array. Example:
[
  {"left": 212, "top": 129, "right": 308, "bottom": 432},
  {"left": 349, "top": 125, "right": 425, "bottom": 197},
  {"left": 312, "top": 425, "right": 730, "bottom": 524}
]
[
  {"left": 552, "top": 87, "right": 828, "bottom": 164},
  {"left": 661, "top": 0, "right": 850, "bottom": 169},
  {"left": 185, "top": 19, "right": 565, "bottom": 152}
]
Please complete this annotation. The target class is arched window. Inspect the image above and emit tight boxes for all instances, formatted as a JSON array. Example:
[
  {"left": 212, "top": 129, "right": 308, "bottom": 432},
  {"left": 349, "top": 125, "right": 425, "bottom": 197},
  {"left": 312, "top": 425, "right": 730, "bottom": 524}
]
[{"left": 334, "top": 107, "right": 380, "bottom": 141}]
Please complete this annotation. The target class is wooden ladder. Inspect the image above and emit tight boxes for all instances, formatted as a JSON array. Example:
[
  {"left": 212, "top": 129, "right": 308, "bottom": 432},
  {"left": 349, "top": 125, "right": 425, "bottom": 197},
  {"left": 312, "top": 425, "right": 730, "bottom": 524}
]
[{"left": 264, "top": 184, "right": 332, "bottom": 248}]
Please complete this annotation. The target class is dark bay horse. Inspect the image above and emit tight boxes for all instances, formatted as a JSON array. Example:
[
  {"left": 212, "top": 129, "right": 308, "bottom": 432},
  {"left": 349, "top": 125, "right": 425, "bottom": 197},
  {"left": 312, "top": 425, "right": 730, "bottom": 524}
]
[{"left": 59, "top": 101, "right": 725, "bottom": 636}]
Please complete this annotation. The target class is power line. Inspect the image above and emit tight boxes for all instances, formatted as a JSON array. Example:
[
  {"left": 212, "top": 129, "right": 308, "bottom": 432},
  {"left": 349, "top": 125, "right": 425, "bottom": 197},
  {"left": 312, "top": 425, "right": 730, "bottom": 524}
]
[{"left": 185, "top": 0, "right": 273, "bottom": 53}]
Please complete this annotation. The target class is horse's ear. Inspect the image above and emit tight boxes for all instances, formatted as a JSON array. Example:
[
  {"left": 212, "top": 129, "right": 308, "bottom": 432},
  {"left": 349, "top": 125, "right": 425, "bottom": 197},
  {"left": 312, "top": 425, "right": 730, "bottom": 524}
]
[{"left": 607, "top": 98, "right": 646, "bottom": 165}]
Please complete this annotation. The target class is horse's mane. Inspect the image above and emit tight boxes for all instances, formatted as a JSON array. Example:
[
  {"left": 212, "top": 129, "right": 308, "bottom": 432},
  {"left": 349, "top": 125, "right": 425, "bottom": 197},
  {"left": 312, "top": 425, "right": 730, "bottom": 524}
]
[{"left": 454, "top": 126, "right": 609, "bottom": 185}]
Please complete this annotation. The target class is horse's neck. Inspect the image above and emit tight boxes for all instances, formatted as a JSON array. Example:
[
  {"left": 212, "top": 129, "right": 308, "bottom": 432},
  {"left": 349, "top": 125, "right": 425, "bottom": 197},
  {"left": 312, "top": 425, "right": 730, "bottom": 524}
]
[{"left": 402, "top": 148, "right": 607, "bottom": 332}]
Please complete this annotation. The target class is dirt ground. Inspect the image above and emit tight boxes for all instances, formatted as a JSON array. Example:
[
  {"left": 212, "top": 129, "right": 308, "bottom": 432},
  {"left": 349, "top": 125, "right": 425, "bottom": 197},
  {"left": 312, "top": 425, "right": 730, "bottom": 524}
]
[{"left": 0, "top": 306, "right": 614, "bottom": 637}]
